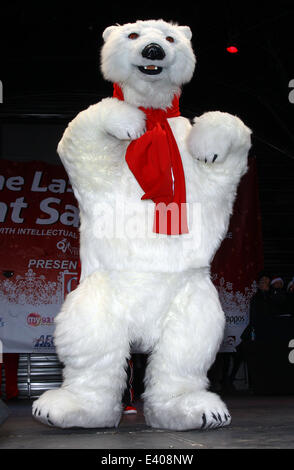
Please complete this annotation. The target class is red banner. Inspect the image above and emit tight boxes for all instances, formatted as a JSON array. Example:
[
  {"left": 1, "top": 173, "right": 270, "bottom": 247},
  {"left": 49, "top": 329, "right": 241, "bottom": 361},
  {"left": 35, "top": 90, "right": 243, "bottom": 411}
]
[{"left": 0, "top": 160, "right": 79, "bottom": 352}]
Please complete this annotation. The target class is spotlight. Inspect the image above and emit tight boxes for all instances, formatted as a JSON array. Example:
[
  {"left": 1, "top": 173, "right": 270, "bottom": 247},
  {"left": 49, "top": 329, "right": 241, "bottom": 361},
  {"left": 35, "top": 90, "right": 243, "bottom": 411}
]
[{"left": 226, "top": 45, "right": 239, "bottom": 54}]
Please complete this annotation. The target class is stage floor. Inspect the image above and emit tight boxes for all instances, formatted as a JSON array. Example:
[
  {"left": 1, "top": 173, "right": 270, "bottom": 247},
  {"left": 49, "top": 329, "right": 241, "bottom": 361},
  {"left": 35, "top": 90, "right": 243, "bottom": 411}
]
[{"left": 0, "top": 394, "right": 294, "bottom": 449}]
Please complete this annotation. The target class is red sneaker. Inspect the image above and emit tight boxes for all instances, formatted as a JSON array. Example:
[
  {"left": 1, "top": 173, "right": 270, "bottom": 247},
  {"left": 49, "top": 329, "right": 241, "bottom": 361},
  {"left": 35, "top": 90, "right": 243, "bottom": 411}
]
[{"left": 123, "top": 405, "right": 137, "bottom": 415}]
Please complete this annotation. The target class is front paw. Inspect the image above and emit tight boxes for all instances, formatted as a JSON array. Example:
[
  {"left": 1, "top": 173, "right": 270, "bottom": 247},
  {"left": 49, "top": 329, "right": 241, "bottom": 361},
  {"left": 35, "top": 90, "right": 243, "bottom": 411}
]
[
  {"left": 102, "top": 98, "right": 146, "bottom": 141},
  {"left": 187, "top": 111, "right": 251, "bottom": 164}
]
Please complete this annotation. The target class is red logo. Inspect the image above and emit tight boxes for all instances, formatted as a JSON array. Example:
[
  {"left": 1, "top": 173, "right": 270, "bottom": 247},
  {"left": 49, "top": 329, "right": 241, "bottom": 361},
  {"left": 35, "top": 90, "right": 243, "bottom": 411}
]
[{"left": 27, "top": 313, "right": 42, "bottom": 327}]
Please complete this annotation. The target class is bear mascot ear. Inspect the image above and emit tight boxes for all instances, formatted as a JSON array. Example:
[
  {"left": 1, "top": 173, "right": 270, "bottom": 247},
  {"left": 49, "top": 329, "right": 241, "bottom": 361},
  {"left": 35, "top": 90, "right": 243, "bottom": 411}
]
[
  {"left": 177, "top": 26, "right": 192, "bottom": 41},
  {"left": 102, "top": 25, "right": 119, "bottom": 42}
]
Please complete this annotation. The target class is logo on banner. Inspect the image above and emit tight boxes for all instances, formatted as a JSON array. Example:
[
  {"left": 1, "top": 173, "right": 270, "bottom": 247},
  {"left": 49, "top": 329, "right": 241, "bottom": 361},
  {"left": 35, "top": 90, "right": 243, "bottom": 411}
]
[
  {"left": 27, "top": 313, "right": 54, "bottom": 327},
  {"left": 27, "top": 312, "right": 42, "bottom": 326},
  {"left": 56, "top": 238, "right": 79, "bottom": 256},
  {"left": 33, "top": 334, "right": 55, "bottom": 349},
  {"left": 225, "top": 314, "right": 247, "bottom": 325}
]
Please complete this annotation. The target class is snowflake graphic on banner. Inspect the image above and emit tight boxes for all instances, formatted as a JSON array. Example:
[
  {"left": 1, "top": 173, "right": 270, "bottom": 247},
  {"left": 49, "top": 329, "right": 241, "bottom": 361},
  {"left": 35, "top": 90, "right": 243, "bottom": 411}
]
[
  {"left": 212, "top": 275, "right": 257, "bottom": 317},
  {"left": 0, "top": 269, "right": 64, "bottom": 305},
  {"left": 211, "top": 274, "right": 258, "bottom": 351}
]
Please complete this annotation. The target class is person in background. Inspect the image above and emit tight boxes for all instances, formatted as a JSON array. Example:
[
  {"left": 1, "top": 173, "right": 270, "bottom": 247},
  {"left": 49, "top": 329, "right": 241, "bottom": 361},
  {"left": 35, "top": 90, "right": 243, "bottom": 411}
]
[
  {"left": 244, "top": 271, "right": 272, "bottom": 340},
  {"left": 230, "top": 271, "right": 272, "bottom": 391},
  {"left": 122, "top": 354, "right": 148, "bottom": 413},
  {"left": 286, "top": 277, "right": 294, "bottom": 316},
  {"left": 269, "top": 276, "right": 289, "bottom": 316},
  {"left": 122, "top": 358, "right": 137, "bottom": 414}
]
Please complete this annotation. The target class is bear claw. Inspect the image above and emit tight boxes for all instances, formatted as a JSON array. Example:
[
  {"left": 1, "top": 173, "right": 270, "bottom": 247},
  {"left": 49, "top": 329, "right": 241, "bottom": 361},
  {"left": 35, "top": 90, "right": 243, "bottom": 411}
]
[
  {"left": 47, "top": 414, "right": 55, "bottom": 426},
  {"left": 201, "top": 413, "right": 207, "bottom": 429},
  {"left": 200, "top": 410, "right": 231, "bottom": 430}
]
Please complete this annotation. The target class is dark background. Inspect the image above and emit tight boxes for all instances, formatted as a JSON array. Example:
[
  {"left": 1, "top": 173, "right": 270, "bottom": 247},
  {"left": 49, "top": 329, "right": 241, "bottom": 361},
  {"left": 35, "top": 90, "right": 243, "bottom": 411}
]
[{"left": 0, "top": 1, "right": 294, "bottom": 279}]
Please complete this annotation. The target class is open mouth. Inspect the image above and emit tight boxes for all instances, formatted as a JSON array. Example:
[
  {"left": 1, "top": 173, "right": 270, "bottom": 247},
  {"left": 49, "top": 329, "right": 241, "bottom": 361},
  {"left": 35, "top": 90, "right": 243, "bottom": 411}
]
[{"left": 138, "top": 65, "right": 163, "bottom": 75}]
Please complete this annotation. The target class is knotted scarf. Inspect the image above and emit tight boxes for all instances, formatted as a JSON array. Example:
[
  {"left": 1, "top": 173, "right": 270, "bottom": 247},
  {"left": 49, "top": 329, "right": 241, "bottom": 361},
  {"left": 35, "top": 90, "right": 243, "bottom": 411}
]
[{"left": 113, "top": 83, "right": 189, "bottom": 235}]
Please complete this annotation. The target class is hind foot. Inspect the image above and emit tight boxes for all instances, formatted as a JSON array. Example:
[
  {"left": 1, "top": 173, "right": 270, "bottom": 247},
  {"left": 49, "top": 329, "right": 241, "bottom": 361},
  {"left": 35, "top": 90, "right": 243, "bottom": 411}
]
[
  {"left": 144, "top": 390, "right": 231, "bottom": 431},
  {"left": 32, "top": 388, "right": 122, "bottom": 429}
]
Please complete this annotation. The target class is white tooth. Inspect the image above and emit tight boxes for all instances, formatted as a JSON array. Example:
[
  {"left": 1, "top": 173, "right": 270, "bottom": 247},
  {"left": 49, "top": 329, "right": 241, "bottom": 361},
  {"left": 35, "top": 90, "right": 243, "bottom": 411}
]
[{"left": 142, "top": 66, "right": 159, "bottom": 70}]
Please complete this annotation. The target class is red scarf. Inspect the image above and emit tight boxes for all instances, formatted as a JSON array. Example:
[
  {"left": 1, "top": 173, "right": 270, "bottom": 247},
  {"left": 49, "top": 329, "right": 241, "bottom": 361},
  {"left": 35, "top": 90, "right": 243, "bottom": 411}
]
[{"left": 113, "top": 83, "right": 188, "bottom": 235}]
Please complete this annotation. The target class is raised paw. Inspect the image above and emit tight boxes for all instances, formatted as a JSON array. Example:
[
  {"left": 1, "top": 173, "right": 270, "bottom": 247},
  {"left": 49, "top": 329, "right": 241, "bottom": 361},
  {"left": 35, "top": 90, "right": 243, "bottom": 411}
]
[
  {"left": 187, "top": 110, "right": 251, "bottom": 165},
  {"left": 196, "top": 154, "right": 219, "bottom": 164},
  {"left": 101, "top": 97, "right": 146, "bottom": 141}
]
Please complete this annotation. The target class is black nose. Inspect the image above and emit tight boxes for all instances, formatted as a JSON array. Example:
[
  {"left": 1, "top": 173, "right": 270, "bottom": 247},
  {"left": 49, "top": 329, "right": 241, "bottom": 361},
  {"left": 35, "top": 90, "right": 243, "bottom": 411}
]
[{"left": 141, "top": 43, "right": 166, "bottom": 61}]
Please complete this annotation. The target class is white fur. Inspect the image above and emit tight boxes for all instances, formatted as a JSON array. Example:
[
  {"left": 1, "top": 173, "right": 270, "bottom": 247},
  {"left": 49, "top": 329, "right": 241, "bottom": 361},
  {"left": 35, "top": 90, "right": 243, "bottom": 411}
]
[{"left": 32, "top": 19, "right": 251, "bottom": 430}]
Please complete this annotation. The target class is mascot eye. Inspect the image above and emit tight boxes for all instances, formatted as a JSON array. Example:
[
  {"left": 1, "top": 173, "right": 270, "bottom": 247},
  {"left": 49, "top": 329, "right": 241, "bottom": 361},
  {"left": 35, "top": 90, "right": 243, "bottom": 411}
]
[
  {"left": 166, "top": 36, "right": 174, "bottom": 43},
  {"left": 128, "top": 32, "right": 139, "bottom": 39}
]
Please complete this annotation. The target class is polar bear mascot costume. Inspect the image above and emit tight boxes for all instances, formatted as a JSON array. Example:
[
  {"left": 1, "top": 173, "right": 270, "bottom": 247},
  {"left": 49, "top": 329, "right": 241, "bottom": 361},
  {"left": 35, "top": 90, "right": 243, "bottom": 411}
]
[{"left": 33, "top": 19, "right": 251, "bottom": 430}]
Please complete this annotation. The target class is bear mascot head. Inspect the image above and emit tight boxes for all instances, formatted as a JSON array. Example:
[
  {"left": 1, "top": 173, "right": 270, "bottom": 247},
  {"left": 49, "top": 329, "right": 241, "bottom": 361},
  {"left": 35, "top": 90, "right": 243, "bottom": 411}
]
[{"left": 101, "top": 19, "right": 196, "bottom": 109}]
